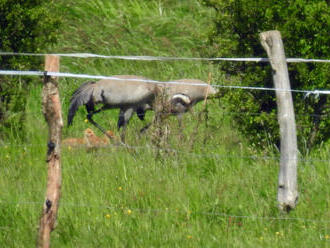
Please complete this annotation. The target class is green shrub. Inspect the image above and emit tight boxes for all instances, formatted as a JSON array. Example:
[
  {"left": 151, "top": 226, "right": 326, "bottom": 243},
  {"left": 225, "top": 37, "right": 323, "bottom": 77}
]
[
  {"left": 0, "top": 0, "right": 60, "bottom": 140},
  {"left": 201, "top": 0, "right": 330, "bottom": 151}
]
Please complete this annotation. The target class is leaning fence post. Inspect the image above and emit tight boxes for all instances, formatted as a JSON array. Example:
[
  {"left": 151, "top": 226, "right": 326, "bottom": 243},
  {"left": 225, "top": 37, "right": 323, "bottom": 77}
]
[
  {"left": 260, "top": 30, "right": 298, "bottom": 212},
  {"left": 37, "top": 55, "right": 63, "bottom": 248}
]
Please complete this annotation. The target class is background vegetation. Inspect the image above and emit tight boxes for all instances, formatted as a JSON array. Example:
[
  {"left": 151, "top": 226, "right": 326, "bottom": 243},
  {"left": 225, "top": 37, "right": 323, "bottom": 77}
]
[
  {"left": 0, "top": 0, "right": 60, "bottom": 139},
  {"left": 0, "top": 0, "right": 329, "bottom": 247},
  {"left": 202, "top": 0, "right": 330, "bottom": 151}
]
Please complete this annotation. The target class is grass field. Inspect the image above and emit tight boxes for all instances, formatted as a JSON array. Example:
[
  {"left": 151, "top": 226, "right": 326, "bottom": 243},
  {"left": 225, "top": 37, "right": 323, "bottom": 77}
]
[{"left": 0, "top": 0, "right": 329, "bottom": 247}]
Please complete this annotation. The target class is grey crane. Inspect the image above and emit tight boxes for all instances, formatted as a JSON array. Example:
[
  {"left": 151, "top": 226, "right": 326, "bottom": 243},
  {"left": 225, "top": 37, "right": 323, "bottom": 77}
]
[
  {"left": 67, "top": 75, "right": 157, "bottom": 140},
  {"left": 68, "top": 76, "right": 217, "bottom": 141}
]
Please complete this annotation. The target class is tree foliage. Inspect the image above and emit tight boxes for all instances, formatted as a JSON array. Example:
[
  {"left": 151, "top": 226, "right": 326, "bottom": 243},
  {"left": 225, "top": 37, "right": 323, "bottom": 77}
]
[
  {"left": 0, "top": 0, "right": 60, "bottom": 139},
  {"left": 201, "top": 0, "right": 330, "bottom": 151}
]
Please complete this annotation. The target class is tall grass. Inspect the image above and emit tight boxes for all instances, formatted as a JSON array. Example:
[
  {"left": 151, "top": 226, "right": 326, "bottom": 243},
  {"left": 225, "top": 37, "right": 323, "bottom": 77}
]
[{"left": 0, "top": 0, "right": 329, "bottom": 247}]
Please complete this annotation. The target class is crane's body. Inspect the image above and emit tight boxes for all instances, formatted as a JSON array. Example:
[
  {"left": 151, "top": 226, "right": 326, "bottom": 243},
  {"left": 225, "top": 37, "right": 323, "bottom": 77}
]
[
  {"left": 67, "top": 75, "right": 216, "bottom": 141},
  {"left": 68, "top": 75, "right": 157, "bottom": 139}
]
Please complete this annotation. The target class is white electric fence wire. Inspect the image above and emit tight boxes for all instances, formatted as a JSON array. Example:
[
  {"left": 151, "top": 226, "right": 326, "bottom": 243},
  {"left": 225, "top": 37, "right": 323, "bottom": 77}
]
[
  {"left": 21, "top": 110, "right": 329, "bottom": 119},
  {"left": 1, "top": 142, "right": 330, "bottom": 163},
  {"left": 0, "top": 52, "right": 330, "bottom": 63},
  {"left": 0, "top": 70, "right": 329, "bottom": 95},
  {"left": 0, "top": 201, "right": 329, "bottom": 223}
]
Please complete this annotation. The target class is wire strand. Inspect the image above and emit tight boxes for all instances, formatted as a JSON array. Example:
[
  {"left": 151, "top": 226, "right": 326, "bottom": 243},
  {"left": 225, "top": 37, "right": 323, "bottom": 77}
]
[
  {"left": 0, "top": 52, "right": 329, "bottom": 63},
  {"left": 0, "top": 70, "right": 329, "bottom": 95},
  {"left": 1, "top": 142, "right": 330, "bottom": 163},
  {"left": 1, "top": 201, "right": 329, "bottom": 223}
]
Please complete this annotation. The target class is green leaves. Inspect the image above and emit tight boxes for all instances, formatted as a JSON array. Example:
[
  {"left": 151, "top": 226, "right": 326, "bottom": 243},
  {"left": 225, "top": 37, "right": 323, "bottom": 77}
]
[
  {"left": 202, "top": 0, "right": 330, "bottom": 150},
  {"left": 0, "top": 0, "right": 61, "bottom": 139}
]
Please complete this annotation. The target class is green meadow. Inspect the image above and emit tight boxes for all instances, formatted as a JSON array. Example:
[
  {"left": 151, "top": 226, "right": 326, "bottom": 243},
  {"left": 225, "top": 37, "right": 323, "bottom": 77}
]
[{"left": 0, "top": 0, "right": 329, "bottom": 247}]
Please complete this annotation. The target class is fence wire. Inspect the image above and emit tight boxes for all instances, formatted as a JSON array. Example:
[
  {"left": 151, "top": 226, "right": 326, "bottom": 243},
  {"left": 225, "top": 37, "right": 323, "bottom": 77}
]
[
  {"left": 1, "top": 141, "right": 330, "bottom": 164},
  {"left": 0, "top": 200, "right": 329, "bottom": 223},
  {"left": 21, "top": 109, "right": 330, "bottom": 123},
  {"left": 0, "top": 52, "right": 330, "bottom": 63},
  {"left": 0, "top": 70, "right": 330, "bottom": 96}
]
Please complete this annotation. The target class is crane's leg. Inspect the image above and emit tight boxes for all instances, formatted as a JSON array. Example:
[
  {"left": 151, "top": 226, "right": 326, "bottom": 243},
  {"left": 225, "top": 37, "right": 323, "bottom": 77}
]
[
  {"left": 136, "top": 107, "right": 146, "bottom": 121},
  {"left": 137, "top": 104, "right": 153, "bottom": 133},
  {"left": 85, "top": 107, "right": 115, "bottom": 141},
  {"left": 139, "top": 109, "right": 162, "bottom": 134},
  {"left": 86, "top": 110, "right": 108, "bottom": 137},
  {"left": 139, "top": 123, "right": 151, "bottom": 133},
  {"left": 176, "top": 113, "right": 185, "bottom": 140},
  {"left": 176, "top": 113, "right": 183, "bottom": 129},
  {"left": 118, "top": 107, "right": 134, "bottom": 142}
]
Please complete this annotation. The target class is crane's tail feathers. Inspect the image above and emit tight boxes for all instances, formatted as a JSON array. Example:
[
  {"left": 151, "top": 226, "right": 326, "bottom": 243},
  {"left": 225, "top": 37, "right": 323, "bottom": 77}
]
[{"left": 67, "top": 81, "right": 96, "bottom": 126}]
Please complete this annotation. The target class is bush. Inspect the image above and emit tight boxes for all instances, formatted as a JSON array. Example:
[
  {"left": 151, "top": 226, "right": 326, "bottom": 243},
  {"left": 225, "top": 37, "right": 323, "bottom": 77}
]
[
  {"left": 201, "top": 0, "right": 330, "bottom": 151},
  {"left": 0, "top": 0, "right": 60, "bottom": 140}
]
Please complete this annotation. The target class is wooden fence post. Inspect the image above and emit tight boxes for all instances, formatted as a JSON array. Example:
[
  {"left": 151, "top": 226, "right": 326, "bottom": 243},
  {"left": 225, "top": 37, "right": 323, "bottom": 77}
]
[
  {"left": 260, "top": 30, "right": 298, "bottom": 212},
  {"left": 37, "top": 55, "right": 63, "bottom": 248}
]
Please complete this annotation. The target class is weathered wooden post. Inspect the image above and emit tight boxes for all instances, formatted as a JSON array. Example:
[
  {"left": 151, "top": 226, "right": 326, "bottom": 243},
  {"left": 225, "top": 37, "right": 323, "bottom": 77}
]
[
  {"left": 38, "top": 55, "right": 63, "bottom": 248},
  {"left": 260, "top": 30, "right": 298, "bottom": 211}
]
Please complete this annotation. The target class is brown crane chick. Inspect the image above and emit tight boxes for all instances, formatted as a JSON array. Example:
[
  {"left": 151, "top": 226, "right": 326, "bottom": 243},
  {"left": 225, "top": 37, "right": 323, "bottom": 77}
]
[
  {"left": 84, "top": 128, "right": 109, "bottom": 148},
  {"left": 62, "top": 137, "right": 85, "bottom": 147}
]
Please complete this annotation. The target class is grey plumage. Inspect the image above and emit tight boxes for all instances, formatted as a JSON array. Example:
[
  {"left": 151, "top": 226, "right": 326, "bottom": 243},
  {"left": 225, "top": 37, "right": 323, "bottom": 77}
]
[{"left": 68, "top": 75, "right": 157, "bottom": 134}]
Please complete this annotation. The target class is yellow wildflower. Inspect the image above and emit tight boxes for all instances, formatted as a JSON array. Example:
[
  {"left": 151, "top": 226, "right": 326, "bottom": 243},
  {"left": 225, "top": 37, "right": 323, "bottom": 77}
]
[
  {"left": 118, "top": 186, "right": 123, "bottom": 191},
  {"left": 84, "top": 119, "right": 88, "bottom": 123},
  {"left": 126, "top": 209, "right": 132, "bottom": 215},
  {"left": 105, "top": 214, "right": 111, "bottom": 219}
]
